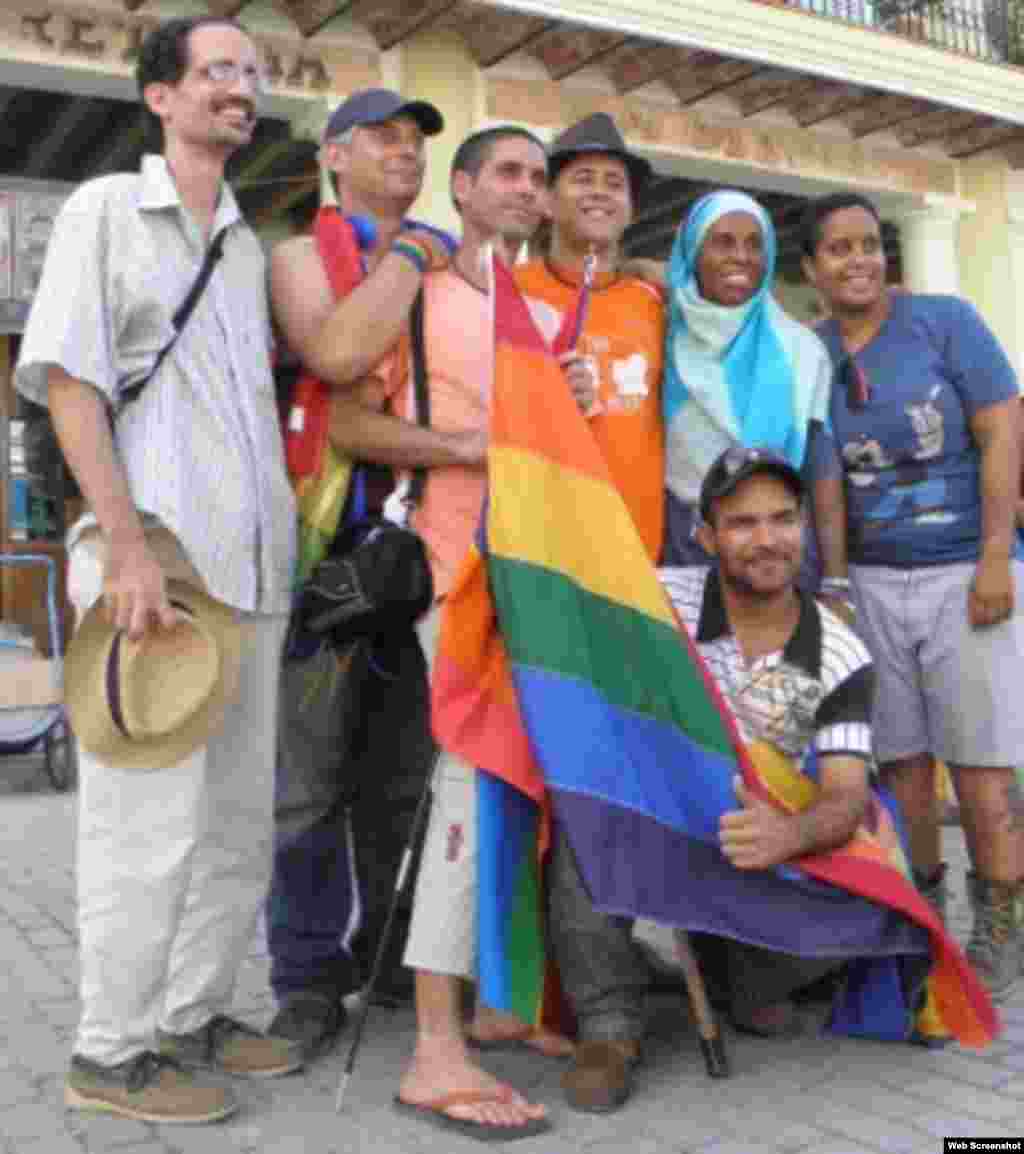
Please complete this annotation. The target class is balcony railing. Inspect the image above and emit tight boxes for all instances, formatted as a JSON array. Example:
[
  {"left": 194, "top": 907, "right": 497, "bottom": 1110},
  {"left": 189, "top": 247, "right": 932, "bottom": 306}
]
[{"left": 781, "top": 0, "right": 1023, "bottom": 64}]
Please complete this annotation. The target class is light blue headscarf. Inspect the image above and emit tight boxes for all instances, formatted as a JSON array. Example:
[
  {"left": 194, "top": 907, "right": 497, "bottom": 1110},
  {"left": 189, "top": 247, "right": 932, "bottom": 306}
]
[{"left": 663, "top": 190, "right": 830, "bottom": 508}]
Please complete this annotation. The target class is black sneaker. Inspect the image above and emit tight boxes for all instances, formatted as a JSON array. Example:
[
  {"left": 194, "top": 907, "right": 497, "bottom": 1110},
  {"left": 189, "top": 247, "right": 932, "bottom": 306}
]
[{"left": 267, "top": 992, "right": 349, "bottom": 1062}]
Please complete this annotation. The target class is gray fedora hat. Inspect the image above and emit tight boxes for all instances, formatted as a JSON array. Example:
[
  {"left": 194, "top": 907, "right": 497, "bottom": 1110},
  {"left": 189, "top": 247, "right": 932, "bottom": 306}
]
[{"left": 548, "top": 112, "right": 652, "bottom": 197}]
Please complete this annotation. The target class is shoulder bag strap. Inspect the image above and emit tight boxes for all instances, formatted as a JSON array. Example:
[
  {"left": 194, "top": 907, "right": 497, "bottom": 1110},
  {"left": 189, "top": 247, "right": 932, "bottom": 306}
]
[
  {"left": 405, "top": 288, "right": 430, "bottom": 509},
  {"left": 117, "top": 225, "right": 230, "bottom": 411}
]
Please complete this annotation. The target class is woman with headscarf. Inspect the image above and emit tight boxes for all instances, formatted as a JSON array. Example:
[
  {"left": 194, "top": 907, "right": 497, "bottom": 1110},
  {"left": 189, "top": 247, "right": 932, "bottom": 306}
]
[{"left": 661, "top": 189, "right": 849, "bottom": 610}]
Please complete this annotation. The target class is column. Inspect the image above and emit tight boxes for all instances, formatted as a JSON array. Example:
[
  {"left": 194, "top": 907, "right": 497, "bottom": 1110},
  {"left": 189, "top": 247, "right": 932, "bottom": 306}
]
[
  {"left": 397, "top": 30, "right": 486, "bottom": 236},
  {"left": 895, "top": 197, "right": 962, "bottom": 295},
  {"left": 959, "top": 152, "right": 1021, "bottom": 376}
]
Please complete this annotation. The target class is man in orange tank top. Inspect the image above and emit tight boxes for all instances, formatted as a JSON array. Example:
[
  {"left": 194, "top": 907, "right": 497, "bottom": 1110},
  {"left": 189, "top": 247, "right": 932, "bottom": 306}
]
[{"left": 315, "top": 127, "right": 562, "bottom": 1140}]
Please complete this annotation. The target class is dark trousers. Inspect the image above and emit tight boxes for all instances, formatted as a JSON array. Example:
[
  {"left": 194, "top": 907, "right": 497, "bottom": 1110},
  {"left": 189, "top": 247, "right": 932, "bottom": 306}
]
[
  {"left": 688, "top": 934, "right": 840, "bottom": 1019},
  {"left": 267, "top": 632, "right": 434, "bottom": 1002},
  {"left": 548, "top": 829, "right": 650, "bottom": 1042},
  {"left": 549, "top": 828, "right": 841, "bottom": 1038}
]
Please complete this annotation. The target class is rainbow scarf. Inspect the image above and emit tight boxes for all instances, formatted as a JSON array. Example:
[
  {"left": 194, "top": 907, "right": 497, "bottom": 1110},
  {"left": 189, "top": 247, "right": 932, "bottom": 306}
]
[
  {"left": 289, "top": 208, "right": 362, "bottom": 586},
  {"left": 288, "top": 210, "right": 457, "bottom": 586},
  {"left": 431, "top": 254, "right": 998, "bottom": 1049}
]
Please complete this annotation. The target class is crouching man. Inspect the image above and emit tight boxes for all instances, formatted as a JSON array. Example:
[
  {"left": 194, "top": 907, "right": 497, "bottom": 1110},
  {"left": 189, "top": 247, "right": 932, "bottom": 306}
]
[{"left": 552, "top": 446, "right": 875, "bottom": 1112}]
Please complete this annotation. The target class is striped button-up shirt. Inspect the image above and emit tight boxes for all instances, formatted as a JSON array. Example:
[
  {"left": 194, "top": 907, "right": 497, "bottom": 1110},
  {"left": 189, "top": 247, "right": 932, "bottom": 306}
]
[
  {"left": 659, "top": 566, "right": 874, "bottom": 763},
  {"left": 16, "top": 155, "right": 295, "bottom": 615}
]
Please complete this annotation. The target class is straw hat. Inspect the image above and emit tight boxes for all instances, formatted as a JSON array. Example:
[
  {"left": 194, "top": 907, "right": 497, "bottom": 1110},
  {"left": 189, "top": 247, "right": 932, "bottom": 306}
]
[{"left": 65, "top": 579, "right": 241, "bottom": 770}]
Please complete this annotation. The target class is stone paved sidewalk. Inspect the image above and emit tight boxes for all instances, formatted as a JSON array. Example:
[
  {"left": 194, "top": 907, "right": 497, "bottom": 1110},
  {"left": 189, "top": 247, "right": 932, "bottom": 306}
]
[{"left": 0, "top": 777, "right": 1021, "bottom": 1154}]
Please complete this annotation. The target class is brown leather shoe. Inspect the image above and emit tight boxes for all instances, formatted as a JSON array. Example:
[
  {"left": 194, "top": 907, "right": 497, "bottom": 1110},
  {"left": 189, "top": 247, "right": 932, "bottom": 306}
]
[
  {"left": 562, "top": 1039, "right": 641, "bottom": 1114},
  {"left": 158, "top": 1015, "right": 304, "bottom": 1079}
]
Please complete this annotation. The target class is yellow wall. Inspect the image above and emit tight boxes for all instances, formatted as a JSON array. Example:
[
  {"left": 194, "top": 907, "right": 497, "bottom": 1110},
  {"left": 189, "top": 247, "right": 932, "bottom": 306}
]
[
  {"left": 397, "top": 32, "right": 484, "bottom": 237},
  {"left": 958, "top": 154, "right": 1022, "bottom": 376}
]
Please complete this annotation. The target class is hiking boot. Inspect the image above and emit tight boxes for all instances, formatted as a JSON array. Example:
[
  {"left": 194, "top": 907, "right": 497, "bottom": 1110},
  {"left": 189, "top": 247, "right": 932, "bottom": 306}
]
[
  {"left": 65, "top": 1051, "right": 238, "bottom": 1124},
  {"left": 965, "top": 874, "right": 1021, "bottom": 1002},
  {"left": 562, "top": 1039, "right": 641, "bottom": 1114},
  {"left": 914, "top": 863, "right": 948, "bottom": 923},
  {"left": 267, "top": 991, "right": 348, "bottom": 1062},
  {"left": 971, "top": 871, "right": 1024, "bottom": 977},
  {"left": 158, "top": 1014, "right": 303, "bottom": 1079}
]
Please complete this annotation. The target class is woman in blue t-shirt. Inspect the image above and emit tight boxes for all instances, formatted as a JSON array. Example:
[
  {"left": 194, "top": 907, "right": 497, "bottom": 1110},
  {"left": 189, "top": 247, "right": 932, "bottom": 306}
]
[{"left": 801, "top": 191, "right": 1023, "bottom": 1001}]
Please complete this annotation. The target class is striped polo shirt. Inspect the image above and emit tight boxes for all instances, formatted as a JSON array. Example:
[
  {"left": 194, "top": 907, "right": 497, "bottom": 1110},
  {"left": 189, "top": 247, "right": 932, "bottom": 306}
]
[
  {"left": 15, "top": 155, "right": 295, "bottom": 615},
  {"left": 660, "top": 566, "right": 874, "bottom": 763}
]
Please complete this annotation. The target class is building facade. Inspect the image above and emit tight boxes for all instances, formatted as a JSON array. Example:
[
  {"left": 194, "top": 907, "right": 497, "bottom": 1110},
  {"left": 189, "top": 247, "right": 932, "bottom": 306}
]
[{"left": 1, "top": 0, "right": 1024, "bottom": 643}]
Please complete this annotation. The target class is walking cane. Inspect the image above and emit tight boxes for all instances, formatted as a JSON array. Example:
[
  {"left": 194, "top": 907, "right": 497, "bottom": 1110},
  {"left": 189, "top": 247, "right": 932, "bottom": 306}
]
[
  {"left": 335, "top": 748, "right": 439, "bottom": 1113},
  {"left": 673, "top": 931, "right": 730, "bottom": 1078}
]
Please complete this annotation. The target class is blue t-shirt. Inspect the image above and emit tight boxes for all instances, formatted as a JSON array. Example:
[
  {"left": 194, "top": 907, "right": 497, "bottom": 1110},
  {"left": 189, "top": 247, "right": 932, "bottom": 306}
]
[{"left": 817, "top": 293, "right": 1020, "bottom": 567}]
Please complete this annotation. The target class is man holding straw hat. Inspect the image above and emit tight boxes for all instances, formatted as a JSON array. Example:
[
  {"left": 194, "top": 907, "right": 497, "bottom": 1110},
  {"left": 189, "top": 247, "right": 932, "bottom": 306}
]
[{"left": 15, "top": 16, "right": 299, "bottom": 1126}]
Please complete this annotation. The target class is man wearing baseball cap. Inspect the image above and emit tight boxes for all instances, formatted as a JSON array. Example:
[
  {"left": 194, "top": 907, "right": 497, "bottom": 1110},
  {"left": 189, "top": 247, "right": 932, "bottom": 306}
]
[
  {"left": 267, "top": 87, "right": 454, "bottom": 1061},
  {"left": 554, "top": 446, "right": 876, "bottom": 1112},
  {"left": 271, "top": 87, "right": 452, "bottom": 404}
]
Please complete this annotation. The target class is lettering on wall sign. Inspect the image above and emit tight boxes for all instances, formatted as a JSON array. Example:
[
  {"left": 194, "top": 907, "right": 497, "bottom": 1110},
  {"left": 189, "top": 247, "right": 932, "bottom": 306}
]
[{"left": 12, "top": 5, "right": 339, "bottom": 92}]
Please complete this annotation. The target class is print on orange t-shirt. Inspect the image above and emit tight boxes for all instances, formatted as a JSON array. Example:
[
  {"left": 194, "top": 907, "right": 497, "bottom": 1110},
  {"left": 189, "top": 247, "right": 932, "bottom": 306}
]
[{"left": 514, "top": 260, "right": 665, "bottom": 562}]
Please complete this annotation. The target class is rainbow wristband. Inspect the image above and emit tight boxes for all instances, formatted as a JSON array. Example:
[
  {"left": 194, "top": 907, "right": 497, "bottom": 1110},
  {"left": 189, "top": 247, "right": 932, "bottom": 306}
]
[{"left": 391, "top": 239, "right": 428, "bottom": 275}]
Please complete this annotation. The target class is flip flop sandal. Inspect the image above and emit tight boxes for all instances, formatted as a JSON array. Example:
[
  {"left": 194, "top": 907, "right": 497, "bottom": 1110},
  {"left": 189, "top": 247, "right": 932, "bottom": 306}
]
[{"left": 393, "top": 1091, "right": 553, "bottom": 1142}]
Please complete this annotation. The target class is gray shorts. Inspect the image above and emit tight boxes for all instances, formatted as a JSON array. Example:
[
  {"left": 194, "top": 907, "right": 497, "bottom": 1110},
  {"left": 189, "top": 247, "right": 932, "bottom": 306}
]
[{"left": 849, "top": 560, "right": 1024, "bottom": 769}]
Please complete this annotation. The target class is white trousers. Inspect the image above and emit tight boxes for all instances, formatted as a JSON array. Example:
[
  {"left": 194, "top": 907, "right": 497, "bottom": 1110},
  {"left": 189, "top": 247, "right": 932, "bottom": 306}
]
[{"left": 68, "top": 529, "right": 288, "bottom": 1064}]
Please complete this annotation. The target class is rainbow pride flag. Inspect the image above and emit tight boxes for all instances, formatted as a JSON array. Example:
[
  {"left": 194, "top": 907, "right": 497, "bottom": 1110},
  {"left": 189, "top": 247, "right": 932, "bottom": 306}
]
[{"left": 431, "top": 254, "right": 998, "bottom": 1049}]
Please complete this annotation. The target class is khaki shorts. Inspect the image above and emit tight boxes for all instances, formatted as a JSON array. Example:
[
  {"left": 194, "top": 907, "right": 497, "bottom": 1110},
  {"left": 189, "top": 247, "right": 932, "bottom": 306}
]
[
  {"left": 401, "top": 604, "right": 477, "bottom": 979},
  {"left": 850, "top": 560, "right": 1024, "bottom": 768}
]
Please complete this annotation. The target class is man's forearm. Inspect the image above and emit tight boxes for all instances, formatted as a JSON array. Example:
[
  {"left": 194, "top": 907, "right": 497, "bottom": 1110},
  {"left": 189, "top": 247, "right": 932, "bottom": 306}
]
[
  {"left": 48, "top": 370, "right": 144, "bottom": 544},
  {"left": 307, "top": 252, "right": 424, "bottom": 388},
  {"left": 812, "top": 474, "right": 847, "bottom": 580},
  {"left": 791, "top": 787, "right": 867, "bottom": 857},
  {"left": 328, "top": 393, "right": 482, "bottom": 469},
  {"left": 977, "top": 417, "right": 1019, "bottom": 560}
]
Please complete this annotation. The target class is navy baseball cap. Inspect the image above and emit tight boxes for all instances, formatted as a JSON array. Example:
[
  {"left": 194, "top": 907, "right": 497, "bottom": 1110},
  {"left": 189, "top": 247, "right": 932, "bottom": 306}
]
[
  {"left": 699, "top": 445, "right": 804, "bottom": 522},
  {"left": 324, "top": 88, "right": 443, "bottom": 141}
]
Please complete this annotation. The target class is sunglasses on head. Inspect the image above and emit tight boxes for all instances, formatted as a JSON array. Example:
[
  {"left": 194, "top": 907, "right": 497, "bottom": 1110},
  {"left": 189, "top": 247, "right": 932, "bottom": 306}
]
[
  {"left": 838, "top": 354, "right": 871, "bottom": 410},
  {"left": 719, "top": 445, "right": 766, "bottom": 477}
]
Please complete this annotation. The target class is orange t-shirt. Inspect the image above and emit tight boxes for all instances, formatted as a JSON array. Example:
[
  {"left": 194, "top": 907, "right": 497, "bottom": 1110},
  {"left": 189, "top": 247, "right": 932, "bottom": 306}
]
[{"left": 514, "top": 260, "right": 665, "bottom": 562}]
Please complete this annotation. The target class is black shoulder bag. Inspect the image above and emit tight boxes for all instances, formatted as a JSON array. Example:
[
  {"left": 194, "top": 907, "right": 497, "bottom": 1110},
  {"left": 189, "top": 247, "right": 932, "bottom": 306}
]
[{"left": 295, "top": 290, "right": 435, "bottom": 646}]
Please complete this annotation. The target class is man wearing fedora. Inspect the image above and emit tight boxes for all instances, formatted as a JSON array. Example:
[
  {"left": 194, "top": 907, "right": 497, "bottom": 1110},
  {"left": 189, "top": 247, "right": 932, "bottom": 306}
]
[
  {"left": 512, "top": 111, "right": 669, "bottom": 1116},
  {"left": 266, "top": 87, "right": 453, "bottom": 1063},
  {"left": 16, "top": 17, "right": 300, "bottom": 1125}
]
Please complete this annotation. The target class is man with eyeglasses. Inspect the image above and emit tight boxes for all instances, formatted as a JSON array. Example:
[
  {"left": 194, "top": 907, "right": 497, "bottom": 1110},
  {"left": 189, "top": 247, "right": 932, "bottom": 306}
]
[{"left": 15, "top": 17, "right": 300, "bottom": 1124}]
